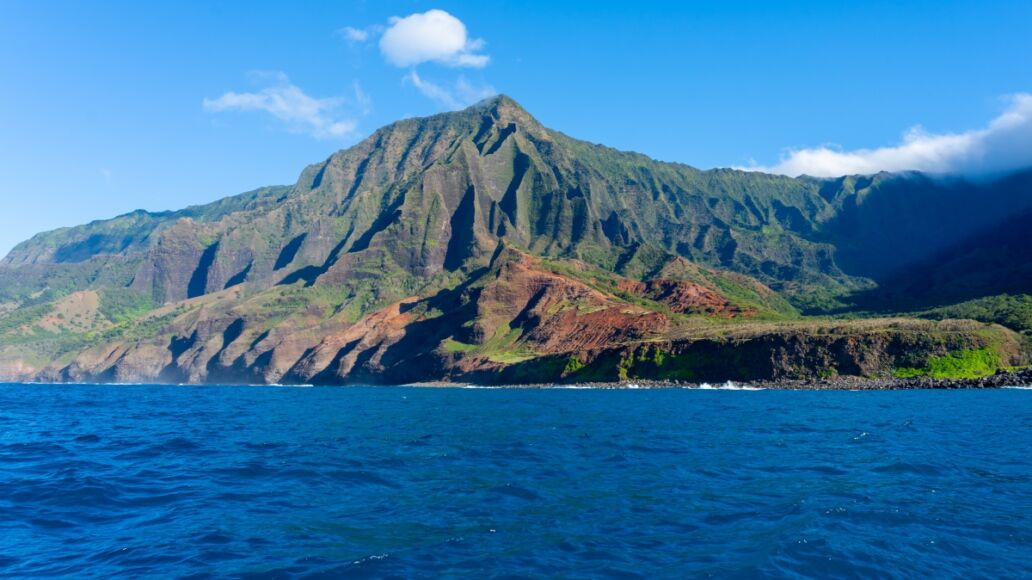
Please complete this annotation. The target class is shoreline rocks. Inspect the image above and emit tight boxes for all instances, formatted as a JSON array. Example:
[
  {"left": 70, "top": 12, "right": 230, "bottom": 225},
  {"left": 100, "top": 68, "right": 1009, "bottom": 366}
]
[{"left": 411, "top": 367, "right": 1032, "bottom": 390}]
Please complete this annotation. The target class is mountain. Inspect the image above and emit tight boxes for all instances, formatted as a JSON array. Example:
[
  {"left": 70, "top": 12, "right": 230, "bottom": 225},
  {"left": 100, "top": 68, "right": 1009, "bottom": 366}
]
[{"left": 1, "top": 96, "right": 1029, "bottom": 384}]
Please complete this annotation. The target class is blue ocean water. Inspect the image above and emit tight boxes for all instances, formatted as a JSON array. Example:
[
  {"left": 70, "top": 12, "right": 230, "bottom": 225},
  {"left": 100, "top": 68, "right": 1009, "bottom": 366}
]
[{"left": 0, "top": 384, "right": 1029, "bottom": 578}]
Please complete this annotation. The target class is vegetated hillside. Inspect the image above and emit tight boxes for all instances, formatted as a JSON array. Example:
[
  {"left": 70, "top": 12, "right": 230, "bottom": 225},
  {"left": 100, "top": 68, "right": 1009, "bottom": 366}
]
[
  {"left": 0, "top": 96, "right": 1029, "bottom": 384},
  {"left": 915, "top": 294, "right": 1032, "bottom": 336},
  {"left": 0, "top": 186, "right": 291, "bottom": 303}
]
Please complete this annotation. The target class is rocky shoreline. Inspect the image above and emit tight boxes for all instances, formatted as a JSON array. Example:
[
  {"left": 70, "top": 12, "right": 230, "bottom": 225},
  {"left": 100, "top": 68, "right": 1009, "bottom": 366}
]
[
  {"left": 746, "top": 367, "right": 1032, "bottom": 390},
  {"left": 410, "top": 367, "right": 1032, "bottom": 390}
]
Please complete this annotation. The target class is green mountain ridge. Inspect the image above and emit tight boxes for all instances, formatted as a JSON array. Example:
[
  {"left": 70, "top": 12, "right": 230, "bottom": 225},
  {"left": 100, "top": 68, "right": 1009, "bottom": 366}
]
[{"left": 1, "top": 95, "right": 1029, "bottom": 384}]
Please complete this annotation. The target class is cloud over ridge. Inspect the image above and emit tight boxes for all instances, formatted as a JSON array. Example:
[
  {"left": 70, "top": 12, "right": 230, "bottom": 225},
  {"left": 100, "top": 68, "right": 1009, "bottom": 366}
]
[
  {"left": 404, "top": 71, "right": 496, "bottom": 110},
  {"left": 748, "top": 93, "right": 1032, "bottom": 177}
]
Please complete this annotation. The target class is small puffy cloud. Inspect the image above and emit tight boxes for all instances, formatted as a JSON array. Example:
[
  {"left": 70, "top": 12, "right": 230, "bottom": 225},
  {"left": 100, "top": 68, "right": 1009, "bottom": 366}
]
[
  {"left": 380, "top": 9, "right": 488, "bottom": 68},
  {"left": 404, "top": 71, "right": 496, "bottom": 110},
  {"left": 746, "top": 94, "right": 1032, "bottom": 177},
  {"left": 203, "top": 73, "right": 367, "bottom": 139}
]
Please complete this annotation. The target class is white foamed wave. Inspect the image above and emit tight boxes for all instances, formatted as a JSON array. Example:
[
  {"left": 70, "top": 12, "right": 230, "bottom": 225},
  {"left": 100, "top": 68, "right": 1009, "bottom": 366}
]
[
  {"left": 694, "top": 381, "right": 765, "bottom": 391},
  {"left": 1003, "top": 386, "right": 1032, "bottom": 390}
]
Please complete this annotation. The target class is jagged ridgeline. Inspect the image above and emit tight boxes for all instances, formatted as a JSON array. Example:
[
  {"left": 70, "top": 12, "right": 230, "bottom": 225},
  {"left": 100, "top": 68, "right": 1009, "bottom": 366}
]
[{"left": 1, "top": 95, "right": 1030, "bottom": 384}]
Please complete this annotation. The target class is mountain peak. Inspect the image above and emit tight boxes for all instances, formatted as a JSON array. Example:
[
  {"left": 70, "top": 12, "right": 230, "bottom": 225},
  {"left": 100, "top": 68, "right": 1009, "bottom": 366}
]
[
  {"left": 468, "top": 93, "right": 524, "bottom": 113},
  {"left": 465, "top": 94, "right": 538, "bottom": 128}
]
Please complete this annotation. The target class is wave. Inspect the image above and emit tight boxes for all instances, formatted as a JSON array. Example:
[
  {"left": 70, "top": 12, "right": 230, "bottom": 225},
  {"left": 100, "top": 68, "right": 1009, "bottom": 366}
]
[{"left": 694, "top": 381, "right": 765, "bottom": 391}]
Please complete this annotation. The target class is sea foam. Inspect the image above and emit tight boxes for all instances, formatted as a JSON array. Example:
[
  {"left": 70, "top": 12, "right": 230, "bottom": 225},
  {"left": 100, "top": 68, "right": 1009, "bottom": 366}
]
[{"left": 695, "top": 381, "right": 765, "bottom": 391}]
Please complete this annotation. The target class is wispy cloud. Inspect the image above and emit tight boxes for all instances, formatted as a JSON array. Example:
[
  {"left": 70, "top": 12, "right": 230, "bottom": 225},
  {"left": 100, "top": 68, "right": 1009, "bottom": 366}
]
[
  {"left": 339, "top": 26, "right": 369, "bottom": 43},
  {"left": 203, "top": 72, "right": 367, "bottom": 139},
  {"left": 352, "top": 81, "right": 372, "bottom": 115},
  {"left": 379, "top": 9, "right": 488, "bottom": 68},
  {"left": 404, "top": 71, "right": 495, "bottom": 110},
  {"left": 744, "top": 93, "right": 1032, "bottom": 177}
]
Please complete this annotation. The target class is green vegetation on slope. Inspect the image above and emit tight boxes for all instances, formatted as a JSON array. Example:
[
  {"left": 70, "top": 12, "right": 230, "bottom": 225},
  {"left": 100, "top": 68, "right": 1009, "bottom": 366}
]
[
  {"left": 894, "top": 347, "right": 1003, "bottom": 379},
  {"left": 915, "top": 294, "right": 1032, "bottom": 335},
  {"left": 97, "top": 288, "right": 155, "bottom": 324}
]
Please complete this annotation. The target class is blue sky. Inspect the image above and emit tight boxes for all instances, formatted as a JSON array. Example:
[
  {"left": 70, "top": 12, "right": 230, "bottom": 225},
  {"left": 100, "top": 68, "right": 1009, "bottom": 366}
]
[{"left": 2, "top": 1, "right": 1030, "bottom": 256}]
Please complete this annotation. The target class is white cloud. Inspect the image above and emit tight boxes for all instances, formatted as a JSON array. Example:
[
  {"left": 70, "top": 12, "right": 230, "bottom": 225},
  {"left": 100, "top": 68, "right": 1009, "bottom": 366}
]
[
  {"left": 340, "top": 26, "right": 369, "bottom": 43},
  {"left": 380, "top": 9, "right": 488, "bottom": 68},
  {"left": 404, "top": 71, "right": 496, "bottom": 110},
  {"left": 337, "top": 24, "right": 384, "bottom": 45},
  {"left": 203, "top": 73, "right": 367, "bottom": 139},
  {"left": 340, "top": 10, "right": 494, "bottom": 109},
  {"left": 745, "top": 93, "right": 1032, "bottom": 177}
]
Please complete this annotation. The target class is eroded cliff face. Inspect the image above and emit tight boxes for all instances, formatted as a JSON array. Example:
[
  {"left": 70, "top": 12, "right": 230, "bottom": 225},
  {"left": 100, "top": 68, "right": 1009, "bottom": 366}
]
[
  {"left": 9, "top": 318, "right": 1023, "bottom": 386},
  {"left": 509, "top": 325, "right": 1025, "bottom": 385},
  {"left": 3, "top": 248, "right": 1023, "bottom": 386}
]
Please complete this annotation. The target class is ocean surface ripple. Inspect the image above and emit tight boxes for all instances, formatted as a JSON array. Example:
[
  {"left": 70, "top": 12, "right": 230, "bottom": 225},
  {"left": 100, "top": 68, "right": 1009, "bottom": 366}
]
[{"left": 0, "top": 384, "right": 1029, "bottom": 578}]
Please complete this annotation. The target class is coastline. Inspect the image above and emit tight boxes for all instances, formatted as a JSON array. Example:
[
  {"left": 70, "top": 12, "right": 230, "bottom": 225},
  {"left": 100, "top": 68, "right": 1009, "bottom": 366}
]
[
  {"left": 2, "top": 368, "right": 1030, "bottom": 390},
  {"left": 406, "top": 368, "right": 1032, "bottom": 390}
]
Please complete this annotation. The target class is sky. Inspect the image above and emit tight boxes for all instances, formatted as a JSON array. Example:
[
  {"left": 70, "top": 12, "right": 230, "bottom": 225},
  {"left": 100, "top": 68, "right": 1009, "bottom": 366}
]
[{"left": 1, "top": 0, "right": 1030, "bottom": 256}]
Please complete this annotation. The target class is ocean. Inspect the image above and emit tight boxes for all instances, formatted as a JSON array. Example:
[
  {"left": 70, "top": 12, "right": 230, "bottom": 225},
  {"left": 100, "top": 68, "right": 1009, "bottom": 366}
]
[{"left": 0, "top": 383, "right": 1029, "bottom": 577}]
